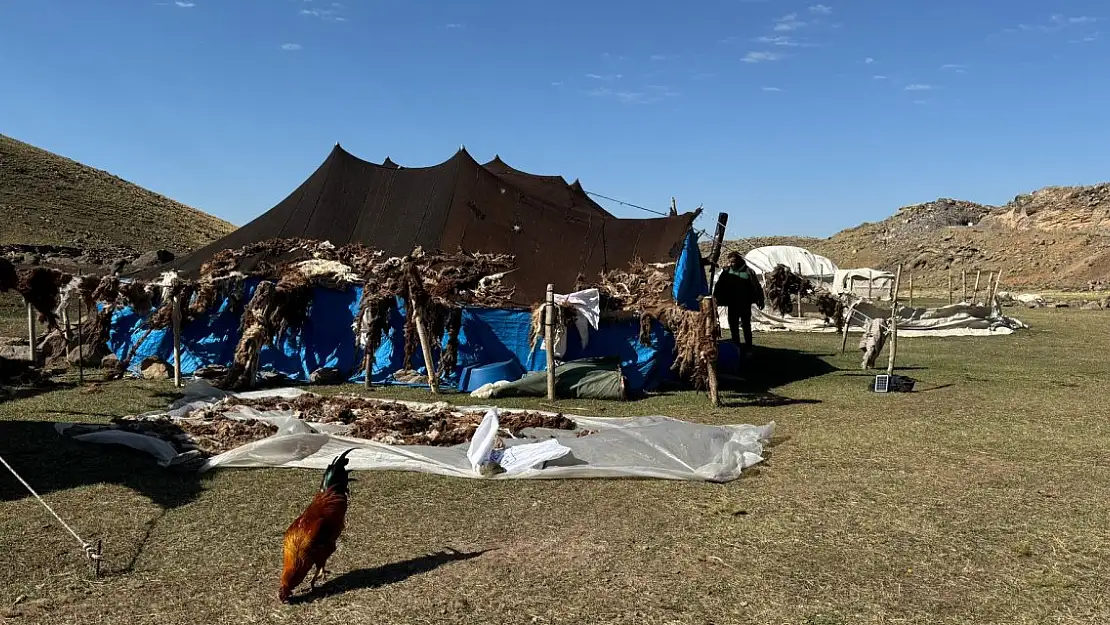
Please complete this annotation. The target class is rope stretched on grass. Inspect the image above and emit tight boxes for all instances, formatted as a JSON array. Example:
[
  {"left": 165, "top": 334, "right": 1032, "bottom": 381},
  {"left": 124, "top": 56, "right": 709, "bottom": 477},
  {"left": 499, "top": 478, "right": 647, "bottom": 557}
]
[{"left": 0, "top": 453, "right": 103, "bottom": 573}]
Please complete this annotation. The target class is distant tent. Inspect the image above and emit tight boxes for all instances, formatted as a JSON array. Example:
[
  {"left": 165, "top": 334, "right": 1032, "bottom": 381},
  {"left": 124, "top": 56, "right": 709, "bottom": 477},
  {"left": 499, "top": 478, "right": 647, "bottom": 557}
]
[
  {"left": 741, "top": 245, "right": 838, "bottom": 282},
  {"left": 833, "top": 268, "right": 895, "bottom": 300},
  {"left": 137, "top": 144, "right": 696, "bottom": 306}
]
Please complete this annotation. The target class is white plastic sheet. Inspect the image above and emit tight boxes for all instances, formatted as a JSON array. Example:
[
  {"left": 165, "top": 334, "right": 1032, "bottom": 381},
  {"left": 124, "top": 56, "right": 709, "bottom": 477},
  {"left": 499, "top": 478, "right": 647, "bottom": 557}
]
[
  {"left": 55, "top": 382, "right": 774, "bottom": 483},
  {"left": 721, "top": 301, "right": 1028, "bottom": 337}
]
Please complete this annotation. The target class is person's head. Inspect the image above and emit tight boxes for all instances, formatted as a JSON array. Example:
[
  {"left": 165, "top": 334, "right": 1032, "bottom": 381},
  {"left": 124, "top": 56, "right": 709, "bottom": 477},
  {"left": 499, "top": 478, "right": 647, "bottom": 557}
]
[{"left": 726, "top": 251, "right": 745, "bottom": 269}]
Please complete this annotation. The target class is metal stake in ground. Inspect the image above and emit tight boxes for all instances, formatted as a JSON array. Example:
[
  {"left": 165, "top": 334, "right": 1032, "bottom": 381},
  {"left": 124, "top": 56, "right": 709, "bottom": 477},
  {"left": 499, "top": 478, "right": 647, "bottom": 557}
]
[
  {"left": 887, "top": 264, "right": 903, "bottom": 376},
  {"left": 545, "top": 284, "right": 555, "bottom": 401}
]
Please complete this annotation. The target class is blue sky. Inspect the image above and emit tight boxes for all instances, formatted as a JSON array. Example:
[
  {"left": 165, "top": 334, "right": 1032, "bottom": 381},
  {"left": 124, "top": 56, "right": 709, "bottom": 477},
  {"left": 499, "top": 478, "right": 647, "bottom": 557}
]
[{"left": 1, "top": 0, "right": 1107, "bottom": 239}]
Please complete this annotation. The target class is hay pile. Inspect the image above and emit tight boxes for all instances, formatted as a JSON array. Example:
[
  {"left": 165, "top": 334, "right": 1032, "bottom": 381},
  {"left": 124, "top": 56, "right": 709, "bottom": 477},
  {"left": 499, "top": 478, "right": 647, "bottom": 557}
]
[
  {"left": 764, "top": 264, "right": 813, "bottom": 316},
  {"left": 107, "top": 415, "right": 279, "bottom": 457},
  {"left": 590, "top": 260, "right": 674, "bottom": 311},
  {"left": 579, "top": 259, "right": 718, "bottom": 390},
  {"left": 195, "top": 393, "right": 578, "bottom": 446}
]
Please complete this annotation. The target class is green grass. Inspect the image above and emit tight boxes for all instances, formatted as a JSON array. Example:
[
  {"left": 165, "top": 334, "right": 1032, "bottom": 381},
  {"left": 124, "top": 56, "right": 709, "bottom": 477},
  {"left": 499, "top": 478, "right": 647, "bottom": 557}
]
[{"left": 2, "top": 307, "right": 1109, "bottom": 624}]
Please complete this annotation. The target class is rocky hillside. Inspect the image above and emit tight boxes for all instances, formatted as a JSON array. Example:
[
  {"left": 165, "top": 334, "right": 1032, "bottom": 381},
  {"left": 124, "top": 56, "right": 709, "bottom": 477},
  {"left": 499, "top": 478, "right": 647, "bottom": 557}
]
[
  {"left": 0, "top": 134, "right": 235, "bottom": 252},
  {"left": 717, "top": 184, "right": 1110, "bottom": 290}
]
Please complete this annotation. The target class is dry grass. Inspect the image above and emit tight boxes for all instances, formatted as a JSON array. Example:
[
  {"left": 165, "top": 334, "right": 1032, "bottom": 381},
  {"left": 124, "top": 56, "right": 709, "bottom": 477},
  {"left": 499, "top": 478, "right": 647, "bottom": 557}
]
[
  {"left": 0, "top": 133, "right": 234, "bottom": 250},
  {"left": 2, "top": 307, "right": 1109, "bottom": 624}
]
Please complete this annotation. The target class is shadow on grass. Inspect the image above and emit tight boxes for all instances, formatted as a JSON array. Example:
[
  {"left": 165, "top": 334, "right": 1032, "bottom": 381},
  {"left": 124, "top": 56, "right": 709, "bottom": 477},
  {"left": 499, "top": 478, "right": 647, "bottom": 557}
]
[
  {"left": 0, "top": 420, "right": 204, "bottom": 509},
  {"left": 292, "top": 547, "right": 492, "bottom": 604},
  {"left": 715, "top": 343, "right": 838, "bottom": 405}
]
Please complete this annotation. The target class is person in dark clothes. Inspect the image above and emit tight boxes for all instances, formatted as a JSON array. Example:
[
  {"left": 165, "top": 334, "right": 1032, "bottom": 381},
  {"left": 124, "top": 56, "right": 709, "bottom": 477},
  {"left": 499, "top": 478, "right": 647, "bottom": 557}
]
[{"left": 712, "top": 251, "right": 765, "bottom": 355}]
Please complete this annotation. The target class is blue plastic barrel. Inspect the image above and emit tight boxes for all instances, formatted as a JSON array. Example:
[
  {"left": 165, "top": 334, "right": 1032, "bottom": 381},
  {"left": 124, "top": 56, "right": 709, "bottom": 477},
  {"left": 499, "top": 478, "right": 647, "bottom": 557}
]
[{"left": 457, "top": 360, "right": 525, "bottom": 393}]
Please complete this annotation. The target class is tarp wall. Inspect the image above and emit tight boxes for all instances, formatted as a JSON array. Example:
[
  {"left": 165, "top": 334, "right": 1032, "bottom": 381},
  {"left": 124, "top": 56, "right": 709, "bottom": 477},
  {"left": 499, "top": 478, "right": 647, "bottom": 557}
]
[{"left": 108, "top": 281, "right": 679, "bottom": 393}]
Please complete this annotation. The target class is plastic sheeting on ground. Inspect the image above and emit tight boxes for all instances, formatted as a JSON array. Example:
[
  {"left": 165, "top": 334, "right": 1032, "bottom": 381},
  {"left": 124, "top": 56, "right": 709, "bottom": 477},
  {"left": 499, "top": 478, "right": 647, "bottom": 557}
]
[
  {"left": 54, "top": 383, "right": 775, "bottom": 482},
  {"left": 108, "top": 281, "right": 679, "bottom": 394},
  {"left": 719, "top": 302, "right": 1028, "bottom": 337},
  {"left": 832, "top": 268, "right": 895, "bottom": 299}
]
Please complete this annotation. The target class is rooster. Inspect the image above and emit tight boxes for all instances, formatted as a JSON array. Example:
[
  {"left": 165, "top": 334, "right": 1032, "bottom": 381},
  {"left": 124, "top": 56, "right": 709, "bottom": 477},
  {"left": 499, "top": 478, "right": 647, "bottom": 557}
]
[{"left": 279, "top": 448, "right": 355, "bottom": 603}]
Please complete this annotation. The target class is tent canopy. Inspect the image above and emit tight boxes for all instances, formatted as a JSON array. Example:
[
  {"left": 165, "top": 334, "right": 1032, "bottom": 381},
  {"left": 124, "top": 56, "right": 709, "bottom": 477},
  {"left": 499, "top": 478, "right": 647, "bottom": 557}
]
[
  {"left": 140, "top": 144, "right": 697, "bottom": 306},
  {"left": 833, "top": 268, "right": 895, "bottom": 297},
  {"left": 740, "top": 245, "right": 838, "bottom": 279}
]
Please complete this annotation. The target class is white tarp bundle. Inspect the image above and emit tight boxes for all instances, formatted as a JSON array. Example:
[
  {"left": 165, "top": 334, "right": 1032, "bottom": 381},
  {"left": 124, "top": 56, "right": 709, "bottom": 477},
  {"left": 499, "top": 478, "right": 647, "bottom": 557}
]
[
  {"left": 742, "top": 246, "right": 839, "bottom": 280},
  {"left": 55, "top": 383, "right": 775, "bottom": 483}
]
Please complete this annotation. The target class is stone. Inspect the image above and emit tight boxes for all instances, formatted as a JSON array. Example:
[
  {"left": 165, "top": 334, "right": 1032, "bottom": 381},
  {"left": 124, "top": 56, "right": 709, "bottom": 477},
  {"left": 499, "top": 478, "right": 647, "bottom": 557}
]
[
  {"left": 309, "top": 367, "right": 343, "bottom": 384},
  {"left": 131, "top": 250, "right": 176, "bottom": 269},
  {"left": 141, "top": 361, "right": 170, "bottom": 380},
  {"left": 1081, "top": 300, "right": 1102, "bottom": 310}
]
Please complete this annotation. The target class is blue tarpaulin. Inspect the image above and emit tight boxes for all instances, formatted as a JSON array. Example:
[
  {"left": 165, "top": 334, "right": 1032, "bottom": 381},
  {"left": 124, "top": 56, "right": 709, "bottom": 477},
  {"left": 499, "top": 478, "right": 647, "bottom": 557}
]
[{"left": 108, "top": 230, "right": 707, "bottom": 393}]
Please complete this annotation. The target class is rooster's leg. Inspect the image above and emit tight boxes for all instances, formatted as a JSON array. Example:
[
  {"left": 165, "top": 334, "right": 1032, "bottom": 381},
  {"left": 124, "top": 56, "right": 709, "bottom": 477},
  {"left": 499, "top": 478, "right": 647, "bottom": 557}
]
[{"left": 308, "top": 565, "right": 322, "bottom": 590}]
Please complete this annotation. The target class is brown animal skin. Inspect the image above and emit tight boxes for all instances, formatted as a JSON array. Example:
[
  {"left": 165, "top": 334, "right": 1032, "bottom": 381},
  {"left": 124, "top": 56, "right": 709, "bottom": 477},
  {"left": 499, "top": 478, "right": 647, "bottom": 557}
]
[{"left": 279, "top": 449, "right": 354, "bottom": 603}]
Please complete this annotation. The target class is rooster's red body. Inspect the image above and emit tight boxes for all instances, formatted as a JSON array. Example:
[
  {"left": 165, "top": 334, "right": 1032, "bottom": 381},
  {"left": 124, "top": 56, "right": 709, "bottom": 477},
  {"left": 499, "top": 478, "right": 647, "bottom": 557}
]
[{"left": 279, "top": 449, "right": 354, "bottom": 602}]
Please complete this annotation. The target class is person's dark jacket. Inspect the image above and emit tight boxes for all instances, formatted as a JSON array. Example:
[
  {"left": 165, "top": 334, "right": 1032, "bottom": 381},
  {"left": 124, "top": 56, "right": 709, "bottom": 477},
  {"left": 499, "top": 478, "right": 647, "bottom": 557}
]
[{"left": 713, "top": 266, "right": 765, "bottom": 309}]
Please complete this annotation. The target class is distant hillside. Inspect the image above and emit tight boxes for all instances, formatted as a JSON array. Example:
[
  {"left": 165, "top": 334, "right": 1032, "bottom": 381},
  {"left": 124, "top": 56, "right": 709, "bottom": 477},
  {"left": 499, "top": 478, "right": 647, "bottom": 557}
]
[
  {"left": 713, "top": 184, "right": 1110, "bottom": 290},
  {"left": 0, "top": 134, "right": 235, "bottom": 252}
]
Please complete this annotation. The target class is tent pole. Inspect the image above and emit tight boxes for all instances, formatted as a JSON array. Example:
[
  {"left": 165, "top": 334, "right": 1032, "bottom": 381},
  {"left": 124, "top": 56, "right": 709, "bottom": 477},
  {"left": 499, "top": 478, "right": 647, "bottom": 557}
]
[
  {"left": 172, "top": 294, "right": 182, "bottom": 388},
  {"left": 948, "top": 273, "right": 953, "bottom": 305},
  {"left": 545, "top": 284, "right": 555, "bottom": 401},
  {"left": 412, "top": 305, "right": 438, "bottom": 394},
  {"left": 76, "top": 302, "right": 84, "bottom": 384},
  {"left": 886, "top": 264, "right": 903, "bottom": 376},
  {"left": 796, "top": 263, "right": 803, "bottom": 317},
  {"left": 971, "top": 270, "right": 981, "bottom": 304},
  {"left": 704, "top": 296, "right": 720, "bottom": 407},
  {"left": 961, "top": 270, "right": 967, "bottom": 303},
  {"left": 908, "top": 273, "right": 914, "bottom": 308},
  {"left": 840, "top": 302, "right": 856, "bottom": 353},
  {"left": 26, "top": 302, "right": 37, "bottom": 366}
]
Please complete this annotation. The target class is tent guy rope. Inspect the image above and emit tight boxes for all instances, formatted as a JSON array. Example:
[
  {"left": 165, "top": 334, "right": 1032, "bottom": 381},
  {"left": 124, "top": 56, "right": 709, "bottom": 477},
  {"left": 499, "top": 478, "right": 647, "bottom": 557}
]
[{"left": 0, "top": 453, "right": 103, "bottom": 574}]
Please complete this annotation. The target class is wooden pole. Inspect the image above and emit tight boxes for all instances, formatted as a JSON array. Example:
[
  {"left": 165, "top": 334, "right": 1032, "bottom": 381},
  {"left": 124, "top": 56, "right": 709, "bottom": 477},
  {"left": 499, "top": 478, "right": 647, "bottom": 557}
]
[
  {"left": 26, "top": 303, "right": 36, "bottom": 365},
  {"left": 886, "top": 264, "right": 903, "bottom": 376},
  {"left": 76, "top": 303, "right": 84, "bottom": 384},
  {"left": 704, "top": 296, "right": 720, "bottom": 408},
  {"left": 867, "top": 274, "right": 873, "bottom": 300},
  {"left": 171, "top": 294, "right": 182, "bottom": 388},
  {"left": 796, "top": 263, "right": 803, "bottom": 317},
  {"left": 840, "top": 302, "right": 857, "bottom": 353},
  {"left": 62, "top": 306, "right": 72, "bottom": 343},
  {"left": 961, "top": 270, "right": 967, "bottom": 303},
  {"left": 908, "top": 274, "right": 914, "bottom": 309},
  {"left": 947, "top": 273, "right": 953, "bottom": 305},
  {"left": 971, "top": 270, "right": 981, "bottom": 304},
  {"left": 545, "top": 284, "right": 556, "bottom": 401},
  {"left": 989, "top": 269, "right": 1004, "bottom": 313},
  {"left": 363, "top": 344, "right": 373, "bottom": 389},
  {"left": 412, "top": 305, "right": 439, "bottom": 394}
]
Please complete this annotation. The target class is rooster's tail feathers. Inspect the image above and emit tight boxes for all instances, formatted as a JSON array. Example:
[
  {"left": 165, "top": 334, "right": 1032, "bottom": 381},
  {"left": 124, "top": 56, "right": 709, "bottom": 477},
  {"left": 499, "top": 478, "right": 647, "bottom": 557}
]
[{"left": 319, "top": 448, "right": 355, "bottom": 493}]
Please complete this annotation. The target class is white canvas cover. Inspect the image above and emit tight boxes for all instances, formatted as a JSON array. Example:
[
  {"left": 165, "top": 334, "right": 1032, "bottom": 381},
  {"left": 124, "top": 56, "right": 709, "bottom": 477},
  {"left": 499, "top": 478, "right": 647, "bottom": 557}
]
[
  {"left": 833, "top": 268, "right": 895, "bottom": 299},
  {"left": 54, "top": 383, "right": 775, "bottom": 483},
  {"left": 741, "top": 245, "right": 838, "bottom": 280},
  {"left": 719, "top": 302, "right": 1027, "bottom": 337}
]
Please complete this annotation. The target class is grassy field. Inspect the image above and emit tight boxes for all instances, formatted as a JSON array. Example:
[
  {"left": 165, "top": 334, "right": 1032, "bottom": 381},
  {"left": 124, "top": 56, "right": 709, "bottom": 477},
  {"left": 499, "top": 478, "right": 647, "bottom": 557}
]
[{"left": 2, "top": 307, "right": 1108, "bottom": 624}]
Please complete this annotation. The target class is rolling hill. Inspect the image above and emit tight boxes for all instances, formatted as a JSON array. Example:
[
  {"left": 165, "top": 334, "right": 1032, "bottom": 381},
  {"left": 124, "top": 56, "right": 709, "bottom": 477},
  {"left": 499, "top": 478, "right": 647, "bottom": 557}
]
[
  {"left": 0, "top": 133, "right": 235, "bottom": 252},
  {"left": 717, "top": 184, "right": 1110, "bottom": 290}
]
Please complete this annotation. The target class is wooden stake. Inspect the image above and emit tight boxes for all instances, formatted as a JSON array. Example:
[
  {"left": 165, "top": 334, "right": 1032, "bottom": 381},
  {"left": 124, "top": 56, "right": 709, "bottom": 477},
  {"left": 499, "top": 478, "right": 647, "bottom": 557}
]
[
  {"left": 990, "top": 269, "right": 1005, "bottom": 313},
  {"left": 840, "top": 302, "right": 857, "bottom": 353},
  {"left": 76, "top": 303, "right": 84, "bottom": 384},
  {"left": 412, "top": 305, "right": 439, "bottom": 394},
  {"left": 886, "top": 264, "right": 903, "bottom": 376},
  {"left": 796, "top": 263, "right": 803, "bottom": 317},
  {"left": 545, "top": 284, "right": 556, "bottom": 401},
  {"left": 961, "top": 270, "right": 967, "bottom": 303},
  {"left": 867, "top": 274, "right": 873, "bottom": 300},
  {"left": 704, "top": 296, "right": 720, "bottom": 407},
  {"left": 363, "top": 345, "right": 373, "bottom": 389},
  {"left": 947, "top": 273, "right": 953, "bottom": 305},
  {"left": 171, "top": 294, "right": 182, "bottom": 388},
  {"left": 972, "top": 270, "right": 981, "bottom": 304},
  {"left": 908, "top": 274, "right": 914, "bottom": 309},
  {"left": 62, "top": 306, "right": 72, "bottom": 343},
  {"left": 26, "top": 303, "right": 36, "bottom": 365}
]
